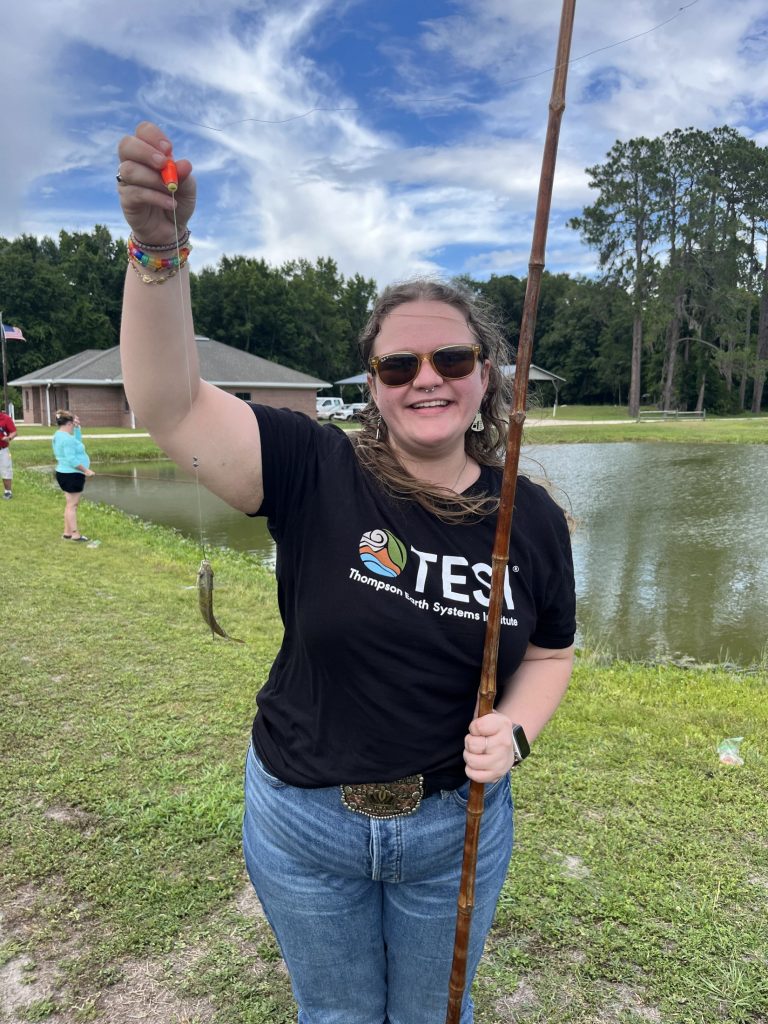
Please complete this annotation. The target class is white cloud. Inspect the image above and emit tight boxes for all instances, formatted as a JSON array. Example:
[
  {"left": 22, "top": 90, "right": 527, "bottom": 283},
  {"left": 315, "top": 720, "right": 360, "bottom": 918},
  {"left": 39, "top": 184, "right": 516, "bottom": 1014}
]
[{"left": 1, "top": 0, "right": 767, "bottom": 285}]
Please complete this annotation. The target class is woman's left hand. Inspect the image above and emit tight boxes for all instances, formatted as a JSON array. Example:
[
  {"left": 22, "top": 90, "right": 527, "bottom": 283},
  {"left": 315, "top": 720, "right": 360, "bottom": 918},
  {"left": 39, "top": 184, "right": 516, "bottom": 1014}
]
[{"left": 463, "top": 711, "right": 516, "bottom": 783}]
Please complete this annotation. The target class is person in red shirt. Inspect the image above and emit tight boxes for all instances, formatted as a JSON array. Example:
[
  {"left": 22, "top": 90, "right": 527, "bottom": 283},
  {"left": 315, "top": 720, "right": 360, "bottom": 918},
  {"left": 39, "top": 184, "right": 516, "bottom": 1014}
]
[{"left": 0, "top": 410, "right": 16, "bottom": 498}]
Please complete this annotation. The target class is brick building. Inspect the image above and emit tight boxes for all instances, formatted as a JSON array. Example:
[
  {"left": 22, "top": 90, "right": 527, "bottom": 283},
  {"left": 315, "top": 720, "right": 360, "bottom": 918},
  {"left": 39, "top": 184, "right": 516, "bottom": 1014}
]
[{"left": 11, "top": 336, "right": 330, "bottom": 427}]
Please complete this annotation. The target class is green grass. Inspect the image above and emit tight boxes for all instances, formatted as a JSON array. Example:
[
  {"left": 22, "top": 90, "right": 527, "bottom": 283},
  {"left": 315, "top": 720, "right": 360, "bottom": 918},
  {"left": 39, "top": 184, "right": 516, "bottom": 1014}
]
[
  {"left": 12, "top": 426, "right": 155, "bottom": 437},
  {"left": 2, "top": 468, "right": 767, "bottom": 1023},
  {"left": 531, "top": 404, "right": 634, "bottom": 421},
  {"left": 527, "top": 416, "right": 768, "bottom": 445},
  {"left": 12, "top": 434, "right": 168, "bottom": 470}
]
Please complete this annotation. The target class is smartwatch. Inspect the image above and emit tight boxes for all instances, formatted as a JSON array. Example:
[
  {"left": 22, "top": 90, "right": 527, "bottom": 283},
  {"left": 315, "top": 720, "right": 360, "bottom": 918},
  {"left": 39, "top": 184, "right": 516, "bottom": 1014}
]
[{"left": 511, "top": 723, "right": 530, "bottom": 766}]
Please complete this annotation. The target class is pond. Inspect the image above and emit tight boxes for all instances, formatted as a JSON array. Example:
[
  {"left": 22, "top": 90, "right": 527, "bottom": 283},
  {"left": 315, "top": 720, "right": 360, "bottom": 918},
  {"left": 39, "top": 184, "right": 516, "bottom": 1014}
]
[{"left": 80, "top": 442, "right": 768, "bottom": 667}]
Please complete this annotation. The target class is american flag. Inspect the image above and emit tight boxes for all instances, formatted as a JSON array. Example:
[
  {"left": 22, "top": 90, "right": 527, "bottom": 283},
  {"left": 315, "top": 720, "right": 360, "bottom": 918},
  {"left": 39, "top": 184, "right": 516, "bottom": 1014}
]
[{"left": 1, "top": 323, "right": 26, "bottom": 341}]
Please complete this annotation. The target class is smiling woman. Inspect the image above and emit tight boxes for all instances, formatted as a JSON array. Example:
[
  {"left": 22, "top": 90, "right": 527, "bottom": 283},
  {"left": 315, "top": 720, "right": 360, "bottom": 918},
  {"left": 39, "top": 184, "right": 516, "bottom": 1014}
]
[
  {"left": 116, "top": 121, "right": 576, "bottom": 1024},
  {"left": 355, "top": 280, "right": 515, "bottom": 522}
]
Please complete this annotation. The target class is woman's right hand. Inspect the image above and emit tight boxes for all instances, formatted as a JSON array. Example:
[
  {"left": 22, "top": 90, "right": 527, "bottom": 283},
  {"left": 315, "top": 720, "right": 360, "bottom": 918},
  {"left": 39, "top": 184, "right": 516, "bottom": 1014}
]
[{"left": 116, "top": 122, "right": 196, "bottom": 246}]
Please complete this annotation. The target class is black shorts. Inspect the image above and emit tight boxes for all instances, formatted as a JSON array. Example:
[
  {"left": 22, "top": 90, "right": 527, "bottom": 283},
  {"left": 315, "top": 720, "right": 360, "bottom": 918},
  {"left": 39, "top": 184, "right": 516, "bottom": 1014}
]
[{"left": 56, "top": 471, "right": 86, "bottom": 494}]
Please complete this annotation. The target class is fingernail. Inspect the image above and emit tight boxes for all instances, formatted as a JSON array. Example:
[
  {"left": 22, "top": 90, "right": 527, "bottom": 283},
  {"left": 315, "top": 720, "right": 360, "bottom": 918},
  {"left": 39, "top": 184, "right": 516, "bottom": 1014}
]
[{"left": 151, "top": 152, "right": 167, "bottom": 167}]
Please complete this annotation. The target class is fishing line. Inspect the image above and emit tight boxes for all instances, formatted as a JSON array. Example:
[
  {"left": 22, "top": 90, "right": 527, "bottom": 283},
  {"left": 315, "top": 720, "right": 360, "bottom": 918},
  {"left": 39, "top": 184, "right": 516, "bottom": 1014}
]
[
  {"left": 503, "top": 1, "right": 700, "bottom": 85},
  {"left": 165, "top": 158, "right": 209, "bottom": 561},
  {"left": 160, "top": 157, "right": 243, "bottom": 642},
  {"left": 153, "top": 3, "right": 699, "bottom": 136}
]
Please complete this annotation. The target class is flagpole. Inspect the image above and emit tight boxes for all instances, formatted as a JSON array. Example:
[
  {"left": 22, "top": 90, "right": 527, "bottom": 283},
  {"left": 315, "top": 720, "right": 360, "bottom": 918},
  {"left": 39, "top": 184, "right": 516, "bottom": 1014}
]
[{"left": 1, "top": 313, "right": 7, "bottom": 414}]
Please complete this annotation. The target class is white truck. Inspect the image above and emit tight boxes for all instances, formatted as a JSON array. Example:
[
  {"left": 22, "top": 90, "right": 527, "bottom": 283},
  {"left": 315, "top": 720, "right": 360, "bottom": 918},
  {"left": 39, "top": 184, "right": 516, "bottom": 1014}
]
[
  {"left": 330, "top": 402, "right": 368, "bottom": 422},
  {"left": 316, "top": 396, "right": 345, "bottom": 419}
]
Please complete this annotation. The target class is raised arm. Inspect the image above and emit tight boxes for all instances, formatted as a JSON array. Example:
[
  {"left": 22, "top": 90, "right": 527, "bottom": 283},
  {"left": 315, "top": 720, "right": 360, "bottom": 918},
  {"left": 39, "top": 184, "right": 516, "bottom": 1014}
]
[{"left": 118, "top": 121, "right": 263, "bottom": 513}]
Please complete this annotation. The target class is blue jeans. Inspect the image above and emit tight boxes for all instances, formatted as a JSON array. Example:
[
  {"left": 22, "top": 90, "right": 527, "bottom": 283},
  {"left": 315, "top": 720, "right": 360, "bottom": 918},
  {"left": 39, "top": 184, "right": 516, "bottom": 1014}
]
[{"left": 242, "top": 744, "right": 514, "bottom": 1024}]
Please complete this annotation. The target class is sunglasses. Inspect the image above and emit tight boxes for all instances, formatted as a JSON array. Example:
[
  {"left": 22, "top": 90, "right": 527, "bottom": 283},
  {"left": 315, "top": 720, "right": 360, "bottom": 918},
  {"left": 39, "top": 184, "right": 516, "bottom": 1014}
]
[{"left": 369, "top": 343, "right": 482, "bottom": 388}]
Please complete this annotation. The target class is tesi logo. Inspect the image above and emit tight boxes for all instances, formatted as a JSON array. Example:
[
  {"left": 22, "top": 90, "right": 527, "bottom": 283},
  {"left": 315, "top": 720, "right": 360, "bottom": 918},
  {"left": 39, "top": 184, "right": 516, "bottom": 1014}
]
[{"left": 359, "top": 529, "right": 408, "bottom": 578}]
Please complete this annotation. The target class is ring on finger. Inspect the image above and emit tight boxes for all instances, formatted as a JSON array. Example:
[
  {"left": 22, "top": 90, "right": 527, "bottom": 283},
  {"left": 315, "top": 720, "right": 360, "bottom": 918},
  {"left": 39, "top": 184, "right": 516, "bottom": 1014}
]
[{"left": 116, "top": 170, "right": 124, "bottom": 184}]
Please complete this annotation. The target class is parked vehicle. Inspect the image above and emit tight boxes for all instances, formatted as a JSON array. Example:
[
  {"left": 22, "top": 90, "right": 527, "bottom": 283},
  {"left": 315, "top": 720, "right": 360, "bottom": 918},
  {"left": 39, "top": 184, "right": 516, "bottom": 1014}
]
[
  {"left": 331, "top": 402, "right": 368, "bottom": 422},
  {"left": 316, "top": 397, "right": 345, "bottom": 419}
]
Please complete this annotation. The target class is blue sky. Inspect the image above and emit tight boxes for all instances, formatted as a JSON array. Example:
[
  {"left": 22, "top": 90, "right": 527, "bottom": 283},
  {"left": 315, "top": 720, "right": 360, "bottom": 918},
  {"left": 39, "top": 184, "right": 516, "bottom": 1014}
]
[{"left": 1, "top": 0, "right": 767, "bottom": 286}]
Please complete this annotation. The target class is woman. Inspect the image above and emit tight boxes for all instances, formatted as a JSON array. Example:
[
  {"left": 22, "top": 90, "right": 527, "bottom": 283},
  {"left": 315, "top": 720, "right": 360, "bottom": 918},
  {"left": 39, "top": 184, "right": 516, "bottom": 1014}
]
[
  {"left": 52, "top": 411, "right": 95, "bottom": 541},
  {"left": 117, "top": 121, "right": 576, "bottom": 1024}
]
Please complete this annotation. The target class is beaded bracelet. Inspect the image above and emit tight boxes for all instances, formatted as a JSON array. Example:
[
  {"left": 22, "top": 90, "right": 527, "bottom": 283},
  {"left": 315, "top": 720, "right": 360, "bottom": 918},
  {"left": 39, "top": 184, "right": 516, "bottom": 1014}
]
[
  {"left": 131, "top": 228, "right": 190, "bottom": 251},
  {"left": 128, "top": 237, "right": 191, "bottom": 268},
  {"left": 127, "top": 237, "right": 192, "bottom": 284}
]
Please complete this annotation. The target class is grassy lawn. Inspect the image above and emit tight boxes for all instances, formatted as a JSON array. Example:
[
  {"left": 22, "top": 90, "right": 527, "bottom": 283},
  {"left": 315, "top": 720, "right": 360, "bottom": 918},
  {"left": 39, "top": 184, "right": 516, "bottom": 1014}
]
[
  {"left": 529, "top": 405, "right": 634, "bottom": 421},
  {"left": 2, "top": 467, "right": 767, "bottom": 1023},
  {"left": 12, "top": 435, "right": 168, "bottom": 470},
  {"left": 527, "top": 419, "right": 768, "bottom": 445}
]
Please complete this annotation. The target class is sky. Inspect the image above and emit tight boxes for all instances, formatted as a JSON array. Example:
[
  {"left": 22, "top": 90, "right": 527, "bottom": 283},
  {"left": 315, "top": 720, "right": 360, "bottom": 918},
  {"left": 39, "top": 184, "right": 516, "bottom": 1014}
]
[{"left": 1, "top": 0, "right": 767, "bottom": 287}]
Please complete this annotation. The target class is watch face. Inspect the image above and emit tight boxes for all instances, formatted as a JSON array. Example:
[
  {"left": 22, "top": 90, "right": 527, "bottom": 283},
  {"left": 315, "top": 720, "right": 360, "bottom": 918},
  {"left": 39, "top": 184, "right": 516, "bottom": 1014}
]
[{"left": 512, "top": 724, "right": 530, "bottom": 763}]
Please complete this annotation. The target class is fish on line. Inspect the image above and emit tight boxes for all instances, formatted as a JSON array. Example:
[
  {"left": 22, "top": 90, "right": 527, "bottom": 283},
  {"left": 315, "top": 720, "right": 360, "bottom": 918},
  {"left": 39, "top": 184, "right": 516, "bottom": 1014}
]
[{"left": 197, "top": 558, "right": 244, "bottom": 643}]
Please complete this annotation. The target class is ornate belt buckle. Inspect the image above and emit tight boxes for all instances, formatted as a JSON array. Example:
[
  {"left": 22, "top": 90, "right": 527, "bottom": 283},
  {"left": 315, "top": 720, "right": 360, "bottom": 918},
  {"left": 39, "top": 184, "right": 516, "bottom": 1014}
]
[{"left": 340, "top": 774, "right": 424, "bottom": 819}]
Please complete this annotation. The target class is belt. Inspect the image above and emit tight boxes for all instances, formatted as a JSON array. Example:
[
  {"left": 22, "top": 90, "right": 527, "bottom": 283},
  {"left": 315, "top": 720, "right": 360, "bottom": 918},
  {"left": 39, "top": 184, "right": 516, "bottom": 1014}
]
[
  {"left": 340, "top": 772, "right": 462, "bottom": 819},
  {"left": 340, "top": 775, "right": 424, "bottom": 818}
]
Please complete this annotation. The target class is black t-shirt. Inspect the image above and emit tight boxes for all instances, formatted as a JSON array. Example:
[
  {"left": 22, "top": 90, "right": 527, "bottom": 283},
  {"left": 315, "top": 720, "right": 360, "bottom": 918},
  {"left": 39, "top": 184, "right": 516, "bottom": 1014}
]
[{"left": 250, "top": 405, "right": 576, "bottom": 791}]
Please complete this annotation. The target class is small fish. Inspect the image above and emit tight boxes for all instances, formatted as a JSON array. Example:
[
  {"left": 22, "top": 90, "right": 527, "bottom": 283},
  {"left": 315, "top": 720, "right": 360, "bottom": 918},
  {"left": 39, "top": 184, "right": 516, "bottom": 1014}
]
[{"left": 197, "top": 559, "right": 244, "bottom": 643}]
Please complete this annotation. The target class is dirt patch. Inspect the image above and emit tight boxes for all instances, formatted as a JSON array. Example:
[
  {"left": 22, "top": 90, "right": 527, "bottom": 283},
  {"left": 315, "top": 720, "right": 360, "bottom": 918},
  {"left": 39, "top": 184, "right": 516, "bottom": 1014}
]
[
  {"left": 42, "top": 805, "right": 97, "bottom": 828},
  {"left": 0, "top": 871, "right": 291, "bottom": 1023},
  {"left": 233, "top": 881, "right": 267, "bottom": 922},
  {"left": 1, "top": 884, "right": 44, "bottom": 940},
  {"left": 551, "top": 849, "right": 591, "bottom": 880},
  {"left": 91, "top": 958, "right": 216, "bottom": 1024},
  {"left": 601, "top": 982, "right": 662, "bottom": 1022},
  {"left": 0, "top": 953, "right": 62, "bottom": 1022},
  {"left": 494, "top": 979, "right": 539, "bottom": 1019}
]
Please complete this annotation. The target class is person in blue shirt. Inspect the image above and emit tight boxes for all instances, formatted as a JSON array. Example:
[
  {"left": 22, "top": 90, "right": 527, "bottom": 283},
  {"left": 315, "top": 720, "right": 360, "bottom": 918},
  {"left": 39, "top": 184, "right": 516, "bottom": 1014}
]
[{"left": 52, "top": 410, "right": 95, "bottom": 541}]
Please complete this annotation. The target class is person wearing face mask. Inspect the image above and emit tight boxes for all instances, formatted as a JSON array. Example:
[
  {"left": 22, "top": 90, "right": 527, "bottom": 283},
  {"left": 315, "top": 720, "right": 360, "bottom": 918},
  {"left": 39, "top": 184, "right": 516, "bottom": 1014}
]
[{"left": 117, "top": 121, "right": 576, "bottom": 1024}]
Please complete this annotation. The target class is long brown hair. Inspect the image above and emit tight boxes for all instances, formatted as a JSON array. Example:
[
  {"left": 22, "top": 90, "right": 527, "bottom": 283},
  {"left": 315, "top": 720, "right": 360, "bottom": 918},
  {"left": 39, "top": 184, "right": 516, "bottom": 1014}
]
[{"left": 353, "top": 279, "right": 513, "bottom": 521}]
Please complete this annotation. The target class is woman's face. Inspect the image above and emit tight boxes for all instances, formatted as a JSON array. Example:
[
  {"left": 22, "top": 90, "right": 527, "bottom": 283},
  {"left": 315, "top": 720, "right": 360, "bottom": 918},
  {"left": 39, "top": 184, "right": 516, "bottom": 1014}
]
[{"left": 367, "top": 300, "right": 489, "bottom": 460}]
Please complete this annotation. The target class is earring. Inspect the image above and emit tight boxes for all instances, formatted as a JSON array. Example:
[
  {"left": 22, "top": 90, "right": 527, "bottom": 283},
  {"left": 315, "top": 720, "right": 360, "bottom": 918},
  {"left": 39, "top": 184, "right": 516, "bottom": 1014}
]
[{"left": 470, "top": 411, "right": 484, "bottom": 432}]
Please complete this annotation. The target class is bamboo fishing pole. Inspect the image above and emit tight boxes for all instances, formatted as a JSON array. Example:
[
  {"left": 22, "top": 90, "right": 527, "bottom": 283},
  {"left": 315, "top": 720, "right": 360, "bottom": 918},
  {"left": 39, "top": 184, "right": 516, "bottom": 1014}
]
[{"left": 444, "top": 3, "right": 577, "bottom": 1021}]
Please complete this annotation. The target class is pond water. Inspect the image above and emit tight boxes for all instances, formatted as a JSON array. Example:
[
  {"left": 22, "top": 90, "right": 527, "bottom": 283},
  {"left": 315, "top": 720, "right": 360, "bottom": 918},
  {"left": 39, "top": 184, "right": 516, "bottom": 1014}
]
[{"left": 80, "top": 442, "right": 768, "bottom": 667}]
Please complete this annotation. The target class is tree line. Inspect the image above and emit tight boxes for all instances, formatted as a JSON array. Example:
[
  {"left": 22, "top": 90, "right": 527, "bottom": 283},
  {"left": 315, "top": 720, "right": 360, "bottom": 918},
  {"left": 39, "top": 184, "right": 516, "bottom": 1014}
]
[
  {"left": 1, "top": 124, "right": 766, "bottom": 415},
  {"left": 569, "top": 125, "right": 768, "bottom": 416}
]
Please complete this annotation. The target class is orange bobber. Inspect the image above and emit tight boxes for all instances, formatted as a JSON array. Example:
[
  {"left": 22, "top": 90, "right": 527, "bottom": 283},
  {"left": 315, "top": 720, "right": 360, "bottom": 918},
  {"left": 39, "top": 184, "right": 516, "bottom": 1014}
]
[{"left": 161, "top": 159, "right": 179, "bottom": 193}]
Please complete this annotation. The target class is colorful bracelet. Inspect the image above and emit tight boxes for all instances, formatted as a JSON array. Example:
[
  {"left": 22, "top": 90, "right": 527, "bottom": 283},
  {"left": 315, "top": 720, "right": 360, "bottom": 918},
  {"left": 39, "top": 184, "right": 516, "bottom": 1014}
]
[
  {"left": 130, "top": 228, "right": 190, "bottom": 251},
  {"left": 128, "top": 237, "right": 192, "bottom": 272}
]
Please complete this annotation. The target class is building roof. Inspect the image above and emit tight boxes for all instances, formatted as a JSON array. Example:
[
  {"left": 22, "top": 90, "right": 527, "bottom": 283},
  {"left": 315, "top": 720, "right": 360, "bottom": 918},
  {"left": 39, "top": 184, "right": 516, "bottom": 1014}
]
[
  {"left": 336, "top": 363, "right": 566, "bottom": 386},
  {"left": 11, "top": 336, "right": 330, "bottom": 390}
]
